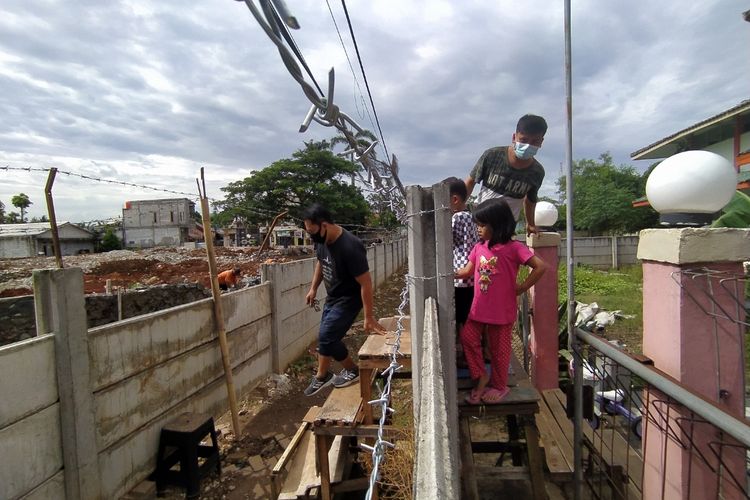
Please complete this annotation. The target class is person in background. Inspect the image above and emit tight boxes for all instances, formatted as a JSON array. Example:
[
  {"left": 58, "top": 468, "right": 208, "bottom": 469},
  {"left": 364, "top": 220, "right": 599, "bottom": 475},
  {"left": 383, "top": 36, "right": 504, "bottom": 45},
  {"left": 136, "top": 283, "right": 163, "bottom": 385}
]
[
  {"left": 302, "top": 203, "right": 386, "bottom": 396},
  {"left": 445, "top": 176, "right": 478, "bottom": 338},
  {"left": 465, "top": 114, "right": 548, "bottom": 235},
  {"left": 218, "top": 267, "right": 242, "bottom": 291},
  {"left": 455, "top": 198, "right": 546, "bottom": 404}
]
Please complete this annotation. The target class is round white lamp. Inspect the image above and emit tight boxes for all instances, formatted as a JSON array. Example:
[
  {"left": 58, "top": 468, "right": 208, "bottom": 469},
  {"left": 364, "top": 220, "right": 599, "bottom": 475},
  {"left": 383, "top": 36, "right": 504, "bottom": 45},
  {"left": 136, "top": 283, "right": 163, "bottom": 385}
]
[
  {"left": 646, "top": 150, "right": 736, "bottom": 226},
  {"left": 535, "top": 201, "right": 559, "bottom": 229}
]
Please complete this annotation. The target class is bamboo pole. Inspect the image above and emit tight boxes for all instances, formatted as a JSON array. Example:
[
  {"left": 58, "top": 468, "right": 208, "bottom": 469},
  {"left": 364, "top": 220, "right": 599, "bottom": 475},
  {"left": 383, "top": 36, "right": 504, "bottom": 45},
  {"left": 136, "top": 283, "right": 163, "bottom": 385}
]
[
  {"left": 44, "top": 168, "right": 64, "bottom": 268},
  {"left": 197, "top": 168, "right": 241, "bottom": 438}
]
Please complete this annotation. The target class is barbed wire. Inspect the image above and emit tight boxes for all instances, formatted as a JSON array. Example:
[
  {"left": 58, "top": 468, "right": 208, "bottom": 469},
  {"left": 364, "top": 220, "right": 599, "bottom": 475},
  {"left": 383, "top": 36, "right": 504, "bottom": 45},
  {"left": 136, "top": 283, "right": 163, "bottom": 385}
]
[{"left": 0, "top": 165, "right": 213, "bottom": 202}]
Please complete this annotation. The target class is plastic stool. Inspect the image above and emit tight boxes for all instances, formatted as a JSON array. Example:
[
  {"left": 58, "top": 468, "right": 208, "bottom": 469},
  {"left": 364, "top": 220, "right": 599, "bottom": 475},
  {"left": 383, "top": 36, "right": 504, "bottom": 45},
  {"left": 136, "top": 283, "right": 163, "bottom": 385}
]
[{"left": 155, "top": 413, "right": 221, "bottom": 498}]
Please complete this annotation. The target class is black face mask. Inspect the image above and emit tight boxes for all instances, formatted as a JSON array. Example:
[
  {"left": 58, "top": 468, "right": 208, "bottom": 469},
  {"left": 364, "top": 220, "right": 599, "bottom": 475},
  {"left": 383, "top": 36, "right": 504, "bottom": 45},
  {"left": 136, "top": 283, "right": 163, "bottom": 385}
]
[{"left": 310, "top": 225, "right": 326, "bottom": 244}]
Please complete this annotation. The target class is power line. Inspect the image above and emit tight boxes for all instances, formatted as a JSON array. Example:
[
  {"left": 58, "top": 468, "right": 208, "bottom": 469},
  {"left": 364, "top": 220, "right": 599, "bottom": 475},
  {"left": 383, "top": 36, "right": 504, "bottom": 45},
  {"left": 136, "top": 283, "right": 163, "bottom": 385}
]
[{"left": 339, "top": 0, "right": 391, "bottom": 162}]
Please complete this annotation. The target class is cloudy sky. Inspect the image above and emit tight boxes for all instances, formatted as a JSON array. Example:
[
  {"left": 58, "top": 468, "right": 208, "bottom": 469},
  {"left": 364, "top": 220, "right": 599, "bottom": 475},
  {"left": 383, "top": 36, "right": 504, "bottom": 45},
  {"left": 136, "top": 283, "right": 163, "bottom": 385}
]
[{"left": 0, "top": 0, "right": 748, "bottom": 223}]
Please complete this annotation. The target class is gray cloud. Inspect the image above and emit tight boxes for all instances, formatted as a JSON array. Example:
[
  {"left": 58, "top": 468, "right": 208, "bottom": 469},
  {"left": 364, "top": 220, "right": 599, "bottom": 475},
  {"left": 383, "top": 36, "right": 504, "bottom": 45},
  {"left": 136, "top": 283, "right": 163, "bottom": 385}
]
[{"left": 0, "top": 0, "right": 747, "bottom": 221}]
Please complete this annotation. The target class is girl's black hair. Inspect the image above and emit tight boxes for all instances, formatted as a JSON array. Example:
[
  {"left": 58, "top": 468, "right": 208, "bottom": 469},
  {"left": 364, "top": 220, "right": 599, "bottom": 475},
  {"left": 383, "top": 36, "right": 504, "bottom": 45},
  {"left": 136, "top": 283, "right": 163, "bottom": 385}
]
[{"left": 473, "top": 198, "right": 515, "bottom": 246}]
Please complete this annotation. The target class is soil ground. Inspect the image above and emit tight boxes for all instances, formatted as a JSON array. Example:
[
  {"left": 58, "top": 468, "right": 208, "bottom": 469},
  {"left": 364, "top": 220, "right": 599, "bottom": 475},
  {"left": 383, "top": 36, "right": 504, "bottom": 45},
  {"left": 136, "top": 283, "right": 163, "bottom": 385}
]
[
  {"left": 124, "top": 266, "right": 410, "bottom": 500},
  {"left": 0, "top": 246, "right": 310, "bottom": 297}
]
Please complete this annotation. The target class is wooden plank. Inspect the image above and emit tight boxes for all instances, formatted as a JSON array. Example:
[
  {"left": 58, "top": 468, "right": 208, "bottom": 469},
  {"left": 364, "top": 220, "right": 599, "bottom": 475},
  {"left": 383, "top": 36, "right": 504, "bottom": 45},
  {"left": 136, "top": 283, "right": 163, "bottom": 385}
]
[
  {"left": 548, "top": 389, "right": 642, "bottom": 493},
  {"left": 302, "top": 405, "right": 321, "bottom": 423},
  {"left": 358, "top": 329, "right": 411, "bottom": 360},
  {"left": 278, "top": 430, "right": 316, "bottom": 499},
  {"left": 95, "top": 316, "right": 272, "bottom": 449},
  {"left": 523, "top": 417, "right": 547, "bottom": 500},
  {"left": 459, "top": 417, "right": 479, "bottom": 500},
  {"left": 273, "top": 422, "right": 311, "bottom": 475},
  {"left": 314, "top": 383, "right": 363, "bottom": 427},
  {"left": 458, "top": 384, "right": 540, "bottom": 408},
  {"left": 0, "top": 334, "right": 58, "bottom": 429},
  {"left": 535, "top": 405, "right": 574, "bottom": 476},
  {"left": 0, "top": 404, "right": 63, "bottom": 500},
  {"left": 539, "top": 390, "right": 575, "bottom": 470},
  {"left": 376, "top": 316, "right": 411, "bottom": 334}
]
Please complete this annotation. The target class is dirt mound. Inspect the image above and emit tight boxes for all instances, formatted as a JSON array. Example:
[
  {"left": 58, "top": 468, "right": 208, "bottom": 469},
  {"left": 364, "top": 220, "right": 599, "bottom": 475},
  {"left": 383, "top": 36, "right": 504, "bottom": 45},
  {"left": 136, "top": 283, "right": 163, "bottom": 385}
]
[{"left": 0, "top": 246, "right": 309, "bottom": 297}]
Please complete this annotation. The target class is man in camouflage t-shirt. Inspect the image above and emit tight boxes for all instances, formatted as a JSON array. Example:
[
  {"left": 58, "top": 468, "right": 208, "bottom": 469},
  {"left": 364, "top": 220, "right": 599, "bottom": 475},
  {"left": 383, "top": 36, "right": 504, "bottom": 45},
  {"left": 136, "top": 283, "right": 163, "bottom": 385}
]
[{"left": 465, "top": 114, "right": 547, "bottom": 235}]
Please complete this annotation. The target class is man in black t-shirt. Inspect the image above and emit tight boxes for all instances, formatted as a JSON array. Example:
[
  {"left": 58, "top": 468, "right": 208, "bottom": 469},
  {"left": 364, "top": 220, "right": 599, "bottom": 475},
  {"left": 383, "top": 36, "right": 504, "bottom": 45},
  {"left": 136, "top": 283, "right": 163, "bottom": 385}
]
[{"left": 301, "top": 204, "right": 386, "bottom": 396}]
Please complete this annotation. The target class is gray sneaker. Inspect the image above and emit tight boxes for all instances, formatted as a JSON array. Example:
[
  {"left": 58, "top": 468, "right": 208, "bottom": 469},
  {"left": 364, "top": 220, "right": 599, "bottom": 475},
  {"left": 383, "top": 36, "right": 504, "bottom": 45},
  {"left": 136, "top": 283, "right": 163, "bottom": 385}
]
[
  {"left": 304, "top": 372, "right": 333, "bottom": 396},
  {"left": 332, "top": 368, "right": 360, "bottom": 388}
]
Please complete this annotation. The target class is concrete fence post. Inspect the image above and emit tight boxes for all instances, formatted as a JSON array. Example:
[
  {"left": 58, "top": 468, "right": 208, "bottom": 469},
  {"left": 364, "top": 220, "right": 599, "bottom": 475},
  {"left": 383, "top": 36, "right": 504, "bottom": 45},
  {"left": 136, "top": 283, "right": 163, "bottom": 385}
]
[
  {"left": 33, "top": 268, "right": 102, "bottom": 500},
  {"left": 611, "top": 235, "right": 619, "bottom": 269},
  {"left": 407, "top": 185, "right": 436, "bottom": 423},
  {"left": 261, "top": 263, "right": 282, "bottom": 374},
  {"left": 431, "top": 181, "right": 460, "bottom": 471},
  {"left": 527, "top": 232, "right": 561, "bottom": 390},
  {"left": 638, "top": 228, "right": 749, "bottom": 499}
]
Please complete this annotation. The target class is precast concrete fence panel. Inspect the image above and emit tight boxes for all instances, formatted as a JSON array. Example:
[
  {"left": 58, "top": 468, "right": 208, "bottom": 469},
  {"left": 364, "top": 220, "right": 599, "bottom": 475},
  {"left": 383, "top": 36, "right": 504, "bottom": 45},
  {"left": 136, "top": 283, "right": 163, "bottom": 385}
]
[{"left": 0, "top": 238, "right": 407, "bottom": 500}]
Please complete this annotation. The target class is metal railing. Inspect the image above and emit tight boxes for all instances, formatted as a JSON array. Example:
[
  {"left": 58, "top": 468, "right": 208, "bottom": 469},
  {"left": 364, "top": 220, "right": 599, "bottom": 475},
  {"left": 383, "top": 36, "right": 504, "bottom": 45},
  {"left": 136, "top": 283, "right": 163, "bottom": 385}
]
[{"left": 573, "top": 328, "right": 750, "bottom": 499}]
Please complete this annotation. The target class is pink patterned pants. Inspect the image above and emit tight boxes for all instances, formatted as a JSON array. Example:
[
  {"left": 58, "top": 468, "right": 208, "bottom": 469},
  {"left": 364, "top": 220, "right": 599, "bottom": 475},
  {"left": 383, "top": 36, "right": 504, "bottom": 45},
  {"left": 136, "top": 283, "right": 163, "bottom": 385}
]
[{"left": 460, "top": 319, "right": 512, "bottom": 390}]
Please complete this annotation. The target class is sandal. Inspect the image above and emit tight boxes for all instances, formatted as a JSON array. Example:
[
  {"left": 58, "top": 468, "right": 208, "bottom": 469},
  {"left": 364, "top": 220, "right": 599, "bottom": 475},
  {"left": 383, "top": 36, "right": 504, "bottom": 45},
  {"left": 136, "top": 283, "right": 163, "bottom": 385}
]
[
  {"left": 465, "top": 387, "right": 486, "bottom": 405},
  {"left": 481, "top": 386, "right": 510, "bottom": 404}
]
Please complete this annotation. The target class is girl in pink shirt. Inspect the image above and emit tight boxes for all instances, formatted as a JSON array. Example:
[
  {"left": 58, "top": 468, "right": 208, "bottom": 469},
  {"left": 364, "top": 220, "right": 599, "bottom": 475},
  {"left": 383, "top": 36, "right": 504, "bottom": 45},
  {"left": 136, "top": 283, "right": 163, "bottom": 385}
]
[{"left": 455, "top": 199, "right": 547, "bottom": 404}]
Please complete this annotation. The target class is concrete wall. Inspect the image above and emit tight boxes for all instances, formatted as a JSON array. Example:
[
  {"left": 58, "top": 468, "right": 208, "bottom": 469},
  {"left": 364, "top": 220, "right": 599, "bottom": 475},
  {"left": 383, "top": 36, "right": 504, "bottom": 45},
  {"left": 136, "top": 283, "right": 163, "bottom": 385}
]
[
  {"left": 0, "top": 236, "right": 35, "bottom": 258},
  {"left": 0, "top": 238, "right": 407, "bottom": 499},
  {"left": 0, "top": 284, "right": 211, "bottom": 347},
  {"left": 556, "top": 235, "right": 640, "bottom": 268}
]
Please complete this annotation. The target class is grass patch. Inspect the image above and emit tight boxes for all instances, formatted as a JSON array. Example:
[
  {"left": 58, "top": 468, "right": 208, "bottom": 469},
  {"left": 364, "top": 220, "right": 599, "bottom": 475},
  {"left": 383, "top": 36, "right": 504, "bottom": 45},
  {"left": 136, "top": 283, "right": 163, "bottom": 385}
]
[{"left": 558, "top": 264, "right": 644, "bottom": 353}]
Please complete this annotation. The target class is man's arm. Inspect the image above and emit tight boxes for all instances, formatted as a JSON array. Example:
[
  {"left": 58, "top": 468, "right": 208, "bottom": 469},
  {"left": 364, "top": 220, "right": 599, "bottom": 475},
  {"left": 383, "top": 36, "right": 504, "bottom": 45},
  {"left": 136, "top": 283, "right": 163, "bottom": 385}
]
[
  {"left": 305, "top": 261, "right": 323, "bottom": 306},
  {"left": 524, "top": 197, "right": 539, "bottom": 236},
  {"left": 355, "top": 271, "right": 386, "bottom": 335},
  {"left": 464, "top": 176, "right": 476, "bottom": 198}
]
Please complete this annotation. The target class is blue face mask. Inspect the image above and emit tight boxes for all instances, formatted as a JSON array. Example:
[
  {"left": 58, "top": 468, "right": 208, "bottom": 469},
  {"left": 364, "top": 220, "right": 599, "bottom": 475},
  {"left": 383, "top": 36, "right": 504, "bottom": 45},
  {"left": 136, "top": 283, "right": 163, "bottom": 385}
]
[{"left": 513, "top": 142, "right": 539, "bottom": 160}]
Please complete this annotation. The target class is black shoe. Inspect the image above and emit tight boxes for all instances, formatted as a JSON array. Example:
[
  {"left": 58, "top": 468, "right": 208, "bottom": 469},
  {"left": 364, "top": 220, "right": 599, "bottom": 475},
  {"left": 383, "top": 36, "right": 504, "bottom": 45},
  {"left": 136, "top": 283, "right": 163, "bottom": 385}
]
[
  {"left": 331, "top": 368, "right": 360, "bottom": 388},
  {"left": 304, "top": 372, "right": 333, "bottom": 396}
]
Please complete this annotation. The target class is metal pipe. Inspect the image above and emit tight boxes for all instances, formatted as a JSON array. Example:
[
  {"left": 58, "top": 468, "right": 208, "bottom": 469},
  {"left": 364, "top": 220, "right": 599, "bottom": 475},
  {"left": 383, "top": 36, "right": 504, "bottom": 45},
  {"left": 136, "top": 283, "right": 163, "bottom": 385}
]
[
  {"left": 562, "top": 0, "right": 582, "bottom": 497},
  {"left": 575, "top": 328, "right": 750, "bottom": 448}
]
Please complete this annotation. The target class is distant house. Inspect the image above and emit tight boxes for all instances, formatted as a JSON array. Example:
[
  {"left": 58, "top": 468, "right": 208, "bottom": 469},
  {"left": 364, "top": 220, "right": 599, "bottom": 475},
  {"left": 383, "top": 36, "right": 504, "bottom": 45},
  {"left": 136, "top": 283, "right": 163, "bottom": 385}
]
[
  {"left": 122, "top": 198, "right": 195, "bottom": 248},
  {"left": 631, "top": 100, "right": 750, "bottom": 206},
  {"left": 0, "top": 222, "right": 95, "bottom": 258},
  {"left": 259, "top": 224, "right": 309, "bottom": 248}
]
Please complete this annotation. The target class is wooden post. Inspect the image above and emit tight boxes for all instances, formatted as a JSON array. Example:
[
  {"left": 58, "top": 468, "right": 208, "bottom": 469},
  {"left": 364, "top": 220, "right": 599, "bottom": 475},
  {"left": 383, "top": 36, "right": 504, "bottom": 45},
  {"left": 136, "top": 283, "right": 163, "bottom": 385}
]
[
  {"left": 117, "top": 287, "right": 123, "bottom": 321},
  {"left": 33, "top": 268, "right": 101, "bottom": 499},
  {"left": 197, "top": 169, "right": 241, "bottom": 439},
  {"left": 44, "top": 168, "right": 63, "bottom": 268},
  {"left": 256, "top": 210, "right": 289, "bottom": 258}
]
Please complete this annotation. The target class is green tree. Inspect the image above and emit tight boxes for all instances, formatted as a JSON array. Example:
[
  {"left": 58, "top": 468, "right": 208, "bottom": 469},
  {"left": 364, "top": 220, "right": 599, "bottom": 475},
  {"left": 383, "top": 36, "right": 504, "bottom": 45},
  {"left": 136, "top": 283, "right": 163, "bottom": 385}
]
[
  {"left": 11, "top": 193, "right": 32, "bottom": 222},
  {"left": 217, "top": 143, "right": 370, "bottom": 226},
  {"left": 30, "top": 215, "right": 49, "bottom": 223},
  {"left": 556, "top": 153, "right": 658, "bottom": 234},
  {"left": 6, "top": 211, "right": 20, "bottom": 223},
  {"left": 0, "top": 200, "right": 5, "bottom": 223},
  {"left": 99, "top": 226, "right": 122, "bottom": 252}
]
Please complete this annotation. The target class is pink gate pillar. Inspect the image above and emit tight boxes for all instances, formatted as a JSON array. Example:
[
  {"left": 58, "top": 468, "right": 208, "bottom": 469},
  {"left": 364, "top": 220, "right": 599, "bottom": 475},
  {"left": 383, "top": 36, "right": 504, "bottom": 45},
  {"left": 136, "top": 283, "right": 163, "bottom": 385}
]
[
  {"left": 527, "top": 232, "right": 560, "bottom": 390},
  {"left": 638, "top": 228, "right": 750, "bottom": 500}
]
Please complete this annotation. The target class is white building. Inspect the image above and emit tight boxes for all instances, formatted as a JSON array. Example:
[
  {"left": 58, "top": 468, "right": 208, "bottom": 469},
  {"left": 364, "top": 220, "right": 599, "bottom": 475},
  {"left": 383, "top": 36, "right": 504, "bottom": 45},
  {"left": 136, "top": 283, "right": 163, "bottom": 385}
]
[
  {"left": 0, "top": 222, "right": 95, "bottom": 258},
  {"left": 122, "top": 198, "right": 195, "bottom": 248}
]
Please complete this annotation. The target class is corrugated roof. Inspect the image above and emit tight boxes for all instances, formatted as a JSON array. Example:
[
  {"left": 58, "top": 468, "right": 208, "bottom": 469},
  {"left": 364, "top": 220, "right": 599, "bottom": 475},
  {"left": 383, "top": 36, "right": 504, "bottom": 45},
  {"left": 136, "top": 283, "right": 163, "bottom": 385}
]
[
  {"left": 0, "top": 222, "right": 76, "bottom": 238},
  {"left": 631, "top": 100, "right": 750, "bottom": 160}
]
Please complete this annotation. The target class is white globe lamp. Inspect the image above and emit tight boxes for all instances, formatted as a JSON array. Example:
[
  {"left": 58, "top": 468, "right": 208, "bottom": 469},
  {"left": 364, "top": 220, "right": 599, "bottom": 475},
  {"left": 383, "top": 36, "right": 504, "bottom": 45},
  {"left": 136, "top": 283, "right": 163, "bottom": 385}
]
[
  {"left": 535, "top": 201, "right": 559, "bottom": 229},
  {"left": 646, "top": 150, "right": 736, "bottom": 226}
]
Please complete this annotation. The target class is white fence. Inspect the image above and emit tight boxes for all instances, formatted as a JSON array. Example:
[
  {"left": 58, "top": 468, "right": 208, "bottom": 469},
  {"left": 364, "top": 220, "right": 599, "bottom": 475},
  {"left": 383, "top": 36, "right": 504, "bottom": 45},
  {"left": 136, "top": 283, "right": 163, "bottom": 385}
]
[{"left": 0, "top": 238, "right": 406, "bottom": 500}]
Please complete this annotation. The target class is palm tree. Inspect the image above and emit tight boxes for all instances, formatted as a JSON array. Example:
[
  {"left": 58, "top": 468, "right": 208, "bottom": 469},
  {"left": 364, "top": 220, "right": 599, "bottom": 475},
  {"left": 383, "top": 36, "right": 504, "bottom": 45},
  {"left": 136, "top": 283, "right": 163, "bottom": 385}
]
[{"left": 11, "top": 193, "right": 32, "bottom": 222}]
